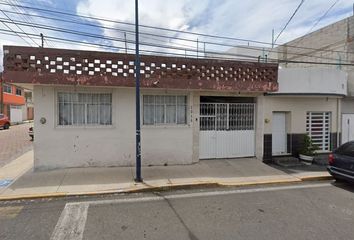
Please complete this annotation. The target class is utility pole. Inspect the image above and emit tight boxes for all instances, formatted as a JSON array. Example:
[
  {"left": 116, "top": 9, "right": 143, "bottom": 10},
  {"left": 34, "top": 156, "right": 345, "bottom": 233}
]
[
  {"left": 124, "top": 32, "right": 128, "bottom": 54},
  {"left": 197, "top": 38, "right": 199, "bottom": 58},
  {"left": 40, "top": 33, "right": 44, "bottom": 48},
  {"left": 203, "top": 42, "right": 206, "bottom": 58},
  {"left": 134, "top": 0, "right": 142, "bottom": 182},
  {"left": 271, "top": 29, "right": 275, "bottom": 48}
]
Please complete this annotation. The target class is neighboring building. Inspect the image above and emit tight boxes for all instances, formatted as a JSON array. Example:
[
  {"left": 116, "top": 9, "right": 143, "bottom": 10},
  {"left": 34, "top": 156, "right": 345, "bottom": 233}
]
[
  {"left": 275, "top": 15, "right": 354, "bottom": 145},
  {"left": 24, "top": 89, "right": 34, "bottom": 120},
  {"left": 263, "top": 67, "right": 347, "bottom": 160},
  {"left": 0, "top": 77, "right": 26, "bottom": 123},
  {"left": 3, "top": 46, "right": 278, "bottom": 170}
]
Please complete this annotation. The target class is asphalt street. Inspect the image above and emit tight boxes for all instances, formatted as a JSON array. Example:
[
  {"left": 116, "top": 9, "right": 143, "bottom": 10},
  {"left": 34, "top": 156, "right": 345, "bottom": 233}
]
[{"left": 0, "top": 181, "right": 353, "bottom": 240}]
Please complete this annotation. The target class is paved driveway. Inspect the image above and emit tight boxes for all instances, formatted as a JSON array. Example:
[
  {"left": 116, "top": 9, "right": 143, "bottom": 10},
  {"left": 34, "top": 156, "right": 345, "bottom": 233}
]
[{"left": 0, "top": 123, "right": 33, "bottom": 167}]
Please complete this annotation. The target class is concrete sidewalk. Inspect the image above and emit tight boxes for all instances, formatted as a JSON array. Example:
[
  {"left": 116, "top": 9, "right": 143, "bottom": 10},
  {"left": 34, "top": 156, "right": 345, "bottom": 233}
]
[{"left": 0, "top": 151, "right": 332, "bottom": 200}]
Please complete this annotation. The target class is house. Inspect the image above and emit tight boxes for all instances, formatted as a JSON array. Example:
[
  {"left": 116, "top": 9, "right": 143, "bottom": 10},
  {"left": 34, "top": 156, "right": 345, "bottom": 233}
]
[
  {"left": 263, "top": 67, "right": 347, "bottom": 161},
  {"left": 0, "top": 76, "right": 26, "bottom": 123},
  {"left": 220, "top": 45, "right": 347, "bottom": 160},
  {"left": 3, "top": 46, "right": 278, "bottom": 170},
  {"left": 275, "top": 15, "right": 354, "bottom": 145}
]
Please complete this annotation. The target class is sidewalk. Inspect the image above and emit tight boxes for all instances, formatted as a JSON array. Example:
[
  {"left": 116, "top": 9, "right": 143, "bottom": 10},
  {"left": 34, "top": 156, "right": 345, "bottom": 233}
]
[{"left": 0, "top": 151, "right": 332, "bottom": 200}]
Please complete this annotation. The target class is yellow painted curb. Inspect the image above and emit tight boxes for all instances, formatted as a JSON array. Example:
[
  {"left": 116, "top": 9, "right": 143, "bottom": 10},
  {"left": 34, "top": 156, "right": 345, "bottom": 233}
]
[
  {"left": 0, "top": 192, "right": 67, "bottom": 201},
  {"left": 0, "top": 175, "right": 332, "bottom": 201},
  {"left": 298, "top": 175, "right": 333, "bottom": 181}
]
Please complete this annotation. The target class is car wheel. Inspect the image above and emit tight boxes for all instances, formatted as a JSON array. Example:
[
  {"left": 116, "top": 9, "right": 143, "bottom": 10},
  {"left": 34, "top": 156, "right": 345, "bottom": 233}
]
[{"left": 4, "top": 123, "right": 10, "bottom": 129}]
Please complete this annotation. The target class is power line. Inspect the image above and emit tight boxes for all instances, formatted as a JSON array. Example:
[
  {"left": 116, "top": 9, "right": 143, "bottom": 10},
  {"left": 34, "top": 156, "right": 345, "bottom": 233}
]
[
  {"left": 0, "top": 0, "right": 352, "bottom": 55},
  {"left": 8, "top": 0, "right": 54, "bottom": 47},
  {"left": 0, "top": 5, "right": 39, "bottom": 46},
  {"left": 0, "top": 16, "right": 32, "bottom": 45},
  {"left": 306, "top": 0, "right": 340, "bottom": 35},
  {"left": 1, "top": 28, "right": 354, "bottom": 67},
  {"left": 0, "top": 14, "right": 352, "bottom": 64},
  {"left": 274, "top": 0, "right": 305, "bottom": 44}
]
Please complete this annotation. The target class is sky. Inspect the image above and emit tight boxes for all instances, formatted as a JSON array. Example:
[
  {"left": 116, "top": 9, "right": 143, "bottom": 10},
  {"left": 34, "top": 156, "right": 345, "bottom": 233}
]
[{"left": 0, "top": 0, "right": 353, "bottom": 70}]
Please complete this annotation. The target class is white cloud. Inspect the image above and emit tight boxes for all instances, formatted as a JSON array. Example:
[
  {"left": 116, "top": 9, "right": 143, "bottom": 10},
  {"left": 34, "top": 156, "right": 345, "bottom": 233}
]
[{"left": 1, "top": 0, "right": 353, "bottom": 70}]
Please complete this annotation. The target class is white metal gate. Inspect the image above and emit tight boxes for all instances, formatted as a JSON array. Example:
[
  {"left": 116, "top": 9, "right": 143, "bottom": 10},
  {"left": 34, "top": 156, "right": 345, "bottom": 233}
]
[
  {"left": 10, "top": 105, "right": 23, "bottom": 123},
  {"left": 306, "top": 112, "right": 331, "bottom": 151},
  {"left": 199, "top": 103, "right": 255, "bottom": 159}
]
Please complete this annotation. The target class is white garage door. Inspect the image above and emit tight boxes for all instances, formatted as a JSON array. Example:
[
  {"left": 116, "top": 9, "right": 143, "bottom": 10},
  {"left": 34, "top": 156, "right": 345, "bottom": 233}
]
[
  {"left": 10, "top": 105, "right": 23, "bottom": 123},
  {"left": 199, "top": 103, "right": 255, "bottom": 159}
]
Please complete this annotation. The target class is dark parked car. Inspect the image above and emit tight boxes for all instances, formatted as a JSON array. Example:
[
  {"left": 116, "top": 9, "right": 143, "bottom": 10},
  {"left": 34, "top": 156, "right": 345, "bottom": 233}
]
[{"left": 327, "top": 141, "right": 354, "bottom": 183}]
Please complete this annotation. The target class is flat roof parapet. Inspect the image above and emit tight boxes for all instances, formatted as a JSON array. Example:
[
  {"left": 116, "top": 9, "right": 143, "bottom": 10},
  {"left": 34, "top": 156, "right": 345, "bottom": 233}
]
[{"left": 3, "top": 46, "right": 278, "bottom": 92}]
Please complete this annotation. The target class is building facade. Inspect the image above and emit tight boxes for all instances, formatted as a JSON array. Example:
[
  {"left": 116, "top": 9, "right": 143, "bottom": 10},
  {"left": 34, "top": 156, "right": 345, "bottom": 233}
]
[
  {"left": 263, "top": 68, "right": 347, "bottom": 161},
  {"left": 276, "top": 15, "right": 354, "bottom": 145},
  {"left": 0, "top": 78, "right": 26, "bottom": 123},
  {"left": 3, "top": 46, "right": 278, "bottom": 170}
]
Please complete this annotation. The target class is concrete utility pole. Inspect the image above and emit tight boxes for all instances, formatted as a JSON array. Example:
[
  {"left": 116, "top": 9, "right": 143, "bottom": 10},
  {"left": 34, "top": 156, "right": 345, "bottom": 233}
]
[
  {"left": 134, "top": 0, "right": 142, "bottom": 182},
  {"left": 40, "top": 33, "right": 44, "bottom": 48}
]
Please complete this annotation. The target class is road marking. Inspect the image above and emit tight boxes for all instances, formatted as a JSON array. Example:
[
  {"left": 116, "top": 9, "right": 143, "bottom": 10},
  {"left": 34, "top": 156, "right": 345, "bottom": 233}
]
[
  {"left": 50, "top": 203, "right": 89, "bottom": 240},
  {"left": 49, "top": 182, "right": 331, "bottom": 239},
  {"left": 78, "top": 182, "right": 332, "bottom": 206},
  {"left": 0, "top": 206, "right": 23, "bottom": 219}
]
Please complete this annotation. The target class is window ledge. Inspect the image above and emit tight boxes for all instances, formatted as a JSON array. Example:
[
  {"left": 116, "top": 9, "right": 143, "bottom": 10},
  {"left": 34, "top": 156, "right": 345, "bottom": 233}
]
[
  {"left": 142, "top": 124, "right": 191, "bottom": 129},
  {"left": 55, "top": 125, "right": 115, "bottom": 130}
]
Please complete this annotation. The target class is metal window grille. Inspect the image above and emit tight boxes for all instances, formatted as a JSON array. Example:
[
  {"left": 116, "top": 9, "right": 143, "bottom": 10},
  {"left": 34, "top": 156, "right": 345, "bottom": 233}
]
[
  {"left": 200, "top": 103, "right": 255, "bottom": 131},
  {"left": 143, "top": 95, "right": 187, "bottom": 125},
  {"left": 58, "top": 92, "right": 112, "bottom": 126},
  {"left": 306, "top": 112, "right": 331, "bottom": 151}
]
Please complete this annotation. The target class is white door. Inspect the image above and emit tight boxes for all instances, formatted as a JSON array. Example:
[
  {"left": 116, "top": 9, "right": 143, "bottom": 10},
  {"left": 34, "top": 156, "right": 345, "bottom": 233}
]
[
  {"left": 199, "top": 103, "right": 255, "bottom": 159},
  {"left": 10, "top": 106, "right": 23, "bottom": 123},
  {"left": 342, "top": 114, "right": 354, "bottom": 144},
  {"left": 272, "top": 112, "right": 287, "bottom": 155}
]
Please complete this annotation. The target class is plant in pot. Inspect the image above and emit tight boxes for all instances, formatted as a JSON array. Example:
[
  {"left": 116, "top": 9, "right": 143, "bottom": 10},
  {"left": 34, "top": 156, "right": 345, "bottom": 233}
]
[{"left": 299, "top": 134, "right": 319, "bottom": 165}]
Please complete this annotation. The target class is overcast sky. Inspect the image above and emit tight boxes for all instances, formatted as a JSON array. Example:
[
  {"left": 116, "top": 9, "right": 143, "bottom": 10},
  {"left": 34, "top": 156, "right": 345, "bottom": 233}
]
[{"left": 0, "top": 0, "right": 353, "bottom": 70}]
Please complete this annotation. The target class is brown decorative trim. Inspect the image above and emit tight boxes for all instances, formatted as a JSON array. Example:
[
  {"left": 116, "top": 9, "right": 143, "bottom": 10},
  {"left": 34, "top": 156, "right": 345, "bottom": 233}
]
[{"left": 3, "top": 46, "right": 278, "bottom": 92}]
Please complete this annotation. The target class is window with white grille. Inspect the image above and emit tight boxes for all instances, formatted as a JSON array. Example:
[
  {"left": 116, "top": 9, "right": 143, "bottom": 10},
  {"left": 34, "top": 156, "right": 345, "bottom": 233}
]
[
  {"left": 58, "top": 92, "right": 112, "bottom": 126},
  {"left": 143, "top": 95, "right": 187, "bottom": 125},
  {"left": 306, "top": 112, "right": 331, "bottom": 151}
]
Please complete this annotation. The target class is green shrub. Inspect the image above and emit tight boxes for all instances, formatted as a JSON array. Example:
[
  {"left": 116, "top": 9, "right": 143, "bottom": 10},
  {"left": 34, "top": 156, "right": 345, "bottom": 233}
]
[{"left": 299, "top": 134, "right": 319, "bottom": 156}]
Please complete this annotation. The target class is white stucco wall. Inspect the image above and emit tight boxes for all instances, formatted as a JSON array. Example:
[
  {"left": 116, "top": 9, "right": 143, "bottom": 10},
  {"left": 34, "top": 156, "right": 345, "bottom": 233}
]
[
  {"left": 33, "top": 86, "right": 196, "bottom": 170},
  {"left": 275, "top": 68, "right": 347, "bottom": 96},
  {"left": 263, "top": 96, "right": 340, "bottom": 134}
]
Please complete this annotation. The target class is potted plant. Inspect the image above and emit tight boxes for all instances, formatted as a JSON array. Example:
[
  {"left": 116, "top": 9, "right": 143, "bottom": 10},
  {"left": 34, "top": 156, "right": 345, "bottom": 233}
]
[{"left": 299, "top": 135, "right": 319, "bottom": 165}]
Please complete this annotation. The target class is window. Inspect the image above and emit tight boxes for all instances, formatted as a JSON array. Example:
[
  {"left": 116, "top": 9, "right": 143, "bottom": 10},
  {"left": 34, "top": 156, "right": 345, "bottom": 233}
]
[
  {"left": 3, "top": 84, "right": 11, "bottom": 94},
  {"left": 16, "top": 88, "right": 22, "bottom": 96},
  {"left": 306, "top": 112, "right": 331, "bottom": 151},
  {"left": 58, "top": 92, "right": 112, "bottom": 126},
  {"left": 143, "top": 95, "right": 187, "bottom": 125}
]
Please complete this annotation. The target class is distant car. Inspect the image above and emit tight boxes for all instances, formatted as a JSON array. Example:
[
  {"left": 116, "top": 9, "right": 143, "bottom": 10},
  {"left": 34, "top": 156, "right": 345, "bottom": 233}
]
[
  {"left": 0, "top": 114, "right": 10, "bottom": 130},
  {"left": 327, "top": 141, "right": 354, "bottom": 183},
  {"left": 29, "top": 126, "right": 34, "bottom": 141}
]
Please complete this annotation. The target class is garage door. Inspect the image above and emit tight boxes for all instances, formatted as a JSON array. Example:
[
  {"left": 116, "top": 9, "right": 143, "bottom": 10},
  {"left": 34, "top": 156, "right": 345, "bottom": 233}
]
[
  {"left": 199, "top": 103, "right": 255, "bottom": 159},
  {"left": 10, "top": 105, "right": 23, "bottom": 123}
]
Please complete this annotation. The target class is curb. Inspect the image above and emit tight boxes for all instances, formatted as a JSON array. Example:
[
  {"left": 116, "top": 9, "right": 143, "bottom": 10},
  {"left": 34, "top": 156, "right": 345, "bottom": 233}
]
[
  {"left": 298, "top": 175, "right": 333, "bottom": 181},
  {"left": 0, "top": 176, "right": 332, "bottom": 202}
]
